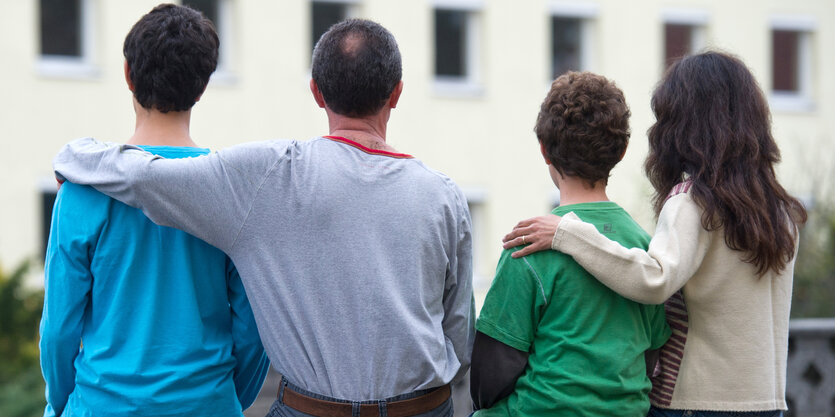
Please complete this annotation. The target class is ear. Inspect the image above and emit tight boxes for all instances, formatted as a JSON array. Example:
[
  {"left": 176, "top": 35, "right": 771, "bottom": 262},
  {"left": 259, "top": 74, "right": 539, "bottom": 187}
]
[
  {"left": 388, "top": 81, "right": 404, "bottom": 109},
  {"left": 310, "top": 79, "right": 326, "bottom": 108},
  {"left": 539, "top": 141, "right": 551, "bottom": 165},
  {"left": 124, "top": 61, "right": 135, "bottom": 92}
]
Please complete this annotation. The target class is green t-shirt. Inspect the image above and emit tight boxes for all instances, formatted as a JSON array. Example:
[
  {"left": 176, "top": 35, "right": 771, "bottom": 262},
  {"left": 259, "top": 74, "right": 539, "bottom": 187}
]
[{"left": 475, "top": 202, "right": 671, "bottom": 417}]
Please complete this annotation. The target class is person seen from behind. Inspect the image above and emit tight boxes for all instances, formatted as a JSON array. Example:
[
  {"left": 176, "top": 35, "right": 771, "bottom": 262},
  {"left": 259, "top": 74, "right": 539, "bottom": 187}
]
[
  {"left": 470, "top": 71, "right": 670, "bottom": 416},
  {"left": 40, "top": 4, "right": 269, "bottom": 416}
]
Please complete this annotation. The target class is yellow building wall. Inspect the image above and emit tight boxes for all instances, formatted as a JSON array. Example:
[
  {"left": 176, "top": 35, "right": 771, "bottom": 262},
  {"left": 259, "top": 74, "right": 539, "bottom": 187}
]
[{"left": 1, "top": 0, "right": 832, "bottom": 292}]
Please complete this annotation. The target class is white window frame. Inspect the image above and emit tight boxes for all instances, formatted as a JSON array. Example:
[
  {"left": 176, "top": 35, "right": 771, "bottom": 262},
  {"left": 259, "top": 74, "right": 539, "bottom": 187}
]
[
  {"left": 661, "top": 8, "right": 709, "bottom": 65},
  {"left": 36, "top": 0, "right": 98, "bottom": 79},
  {"left": 208, "top": 0, "right": 238, "bottom": 84},
  {"left": 432, "top": 0, "right": 484, "bottom": 97},
  {"left": 548, "top": 1, "right": 598, "bottom": 81},
  {"left": 462, "top": 186, "right": 489, "bottom": 290},
  {"left": 769, "top": 16, "right": 815, "bottom": 113}
]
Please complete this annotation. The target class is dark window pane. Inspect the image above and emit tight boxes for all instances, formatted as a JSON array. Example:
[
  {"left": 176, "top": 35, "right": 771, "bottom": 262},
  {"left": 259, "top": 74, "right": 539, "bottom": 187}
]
[
  {"left": 183, "top": 0, "right": 219, "bottom": 30},
  {"left": 551, "top": 17, "right": 581, "bottom": 78},
  {"left": 40, "top": 0, "right": 81, "bottom": 56},
  {"left": 41, "top": 191, "right": 57, "bottom": 260},
  {"left": 435, "top": 9, "right": 468, "bottom": 77},
  {"left": 665, "top": 24, "right": 692, "bottom": 68},
  {"left": 772, "top": 30, "right": 799, "bottom": 92},
  {"left": 312, "top": 2, "right": 347, "bottom": 51}
]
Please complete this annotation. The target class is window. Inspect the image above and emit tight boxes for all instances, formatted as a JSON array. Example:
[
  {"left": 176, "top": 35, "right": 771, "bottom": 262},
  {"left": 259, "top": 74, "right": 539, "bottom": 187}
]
[
  {"left": 463, "top": 187, "right": 488, "bottom": 290},
  {"left": 40, "top": 0, "right": 81, "bottom": 57},
  {"left": 184, "top": 0, "right": 236, "bottom": 83},
  {"left": 37, "top": 0, "right": 97, "bottom": 78},
  {"left": 184, "top": 0, "right": 219, "bottom": 25},
  {"left": 664, "top": 24, "right": 694, "bottom": 67},
  {"left": 661, "top": 9, "right": 708, "bottom": 69},
  {"left": 772, "top": 30, "right": 801, "bottom": 93},
  {"left": 770, "top": 16, "right": 815, "bottom": 111},
  {"left": 433, "top": 0, "right": 482, "bottom": 95},
  {"left": 550, "top": 17, "right": 582, "bottom": 78},
  {"left": 435, "top": 9, "right": 468, "bottom": 77},
  {"left": 311, "top": 0, "right": 359, "bottom": 52},
  {"left": 549, "top": 2, "right": 597, "bottom": 80}
]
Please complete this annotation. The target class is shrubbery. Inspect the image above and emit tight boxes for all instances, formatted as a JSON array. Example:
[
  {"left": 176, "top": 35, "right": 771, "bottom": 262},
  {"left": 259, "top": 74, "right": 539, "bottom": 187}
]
[{"left": 0, "top": 260, "right": 45, "bottom": 417}]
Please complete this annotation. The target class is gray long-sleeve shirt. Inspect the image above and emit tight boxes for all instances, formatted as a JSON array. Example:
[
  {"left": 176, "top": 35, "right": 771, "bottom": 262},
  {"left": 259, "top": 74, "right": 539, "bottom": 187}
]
[{"left": 53, "top": 136, "right": 475, "bottom": 401}]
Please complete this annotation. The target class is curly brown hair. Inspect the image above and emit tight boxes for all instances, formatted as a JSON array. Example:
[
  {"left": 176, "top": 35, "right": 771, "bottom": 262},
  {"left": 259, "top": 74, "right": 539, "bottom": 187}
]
[
  {"left": 534, "top": 71, "right": 631, "bottom": 187},
  {"left": 646, "top": 51, "right": 807, "bottom": 275},
  {"left": 123, "top": 4, "right": 218, "bottom": 113}
]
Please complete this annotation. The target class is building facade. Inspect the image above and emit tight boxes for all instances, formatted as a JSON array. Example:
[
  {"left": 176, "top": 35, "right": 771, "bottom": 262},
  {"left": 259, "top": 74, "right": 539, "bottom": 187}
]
[{"left": 1, "top": 0, "right": 833, "bottom": 294}]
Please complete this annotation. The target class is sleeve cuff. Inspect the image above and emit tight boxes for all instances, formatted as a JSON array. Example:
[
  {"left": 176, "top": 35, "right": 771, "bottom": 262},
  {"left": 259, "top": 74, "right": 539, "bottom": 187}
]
[
  {"left": 552, "top": 211, "right": 581, "bottom": 250},
  {"left": 476, "top": 319, "right": 530, "bottom": 352}
]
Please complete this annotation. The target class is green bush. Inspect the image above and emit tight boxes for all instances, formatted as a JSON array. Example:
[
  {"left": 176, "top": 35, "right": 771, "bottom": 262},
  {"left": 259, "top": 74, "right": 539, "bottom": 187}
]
[
  {"left": 0, "top": 260, "right": 46, "bottom": 417},
  {"left": 792, "top": 203, "right": 835, "bottom": 318},
  {"left": 0, "top": 365, "right": 45, "bottom": 417}
]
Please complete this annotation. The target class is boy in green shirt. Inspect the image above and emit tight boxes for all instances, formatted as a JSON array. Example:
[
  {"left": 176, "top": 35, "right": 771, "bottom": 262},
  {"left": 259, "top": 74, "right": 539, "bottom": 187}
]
[{"left": 470, "top": 71, "right": 670, "bottom": 416}]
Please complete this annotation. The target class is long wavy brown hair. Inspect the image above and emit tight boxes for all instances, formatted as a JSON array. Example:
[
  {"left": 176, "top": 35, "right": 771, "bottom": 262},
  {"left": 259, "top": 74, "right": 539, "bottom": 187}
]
[{"left": 645, "top": 51, "right": 807, "bottom": 275}]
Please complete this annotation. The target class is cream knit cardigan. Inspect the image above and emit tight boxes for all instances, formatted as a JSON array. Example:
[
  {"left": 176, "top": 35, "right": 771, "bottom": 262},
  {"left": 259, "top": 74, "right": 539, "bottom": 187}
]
[{"left": 552, "top": 190, "right": 792, "bottom": 411}]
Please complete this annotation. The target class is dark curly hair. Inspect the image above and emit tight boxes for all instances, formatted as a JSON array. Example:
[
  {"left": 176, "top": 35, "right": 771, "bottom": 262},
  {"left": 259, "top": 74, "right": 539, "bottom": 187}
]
[
  {"left": 645, "top": 51, "right": 807, "bottom": 275},
  {"left": 534, "top": 71, "right": 631, "bottom": 187},
  {"left": 311, "top": 19, "right": 402, "bottom": 117},
  {"left": 123, "top": 4, "right": 218, "bottom": 113}
]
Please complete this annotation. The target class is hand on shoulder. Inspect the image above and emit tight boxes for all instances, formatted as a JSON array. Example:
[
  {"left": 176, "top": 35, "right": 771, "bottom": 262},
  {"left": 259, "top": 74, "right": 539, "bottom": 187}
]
[{"left": 502, "top": 214, "right": 562, "bottom": 258}]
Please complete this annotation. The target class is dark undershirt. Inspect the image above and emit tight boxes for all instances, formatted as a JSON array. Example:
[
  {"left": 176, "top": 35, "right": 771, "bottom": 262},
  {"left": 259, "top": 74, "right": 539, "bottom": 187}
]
[{"left": 469, "top": 331, "right": 529, "bottom": 410}]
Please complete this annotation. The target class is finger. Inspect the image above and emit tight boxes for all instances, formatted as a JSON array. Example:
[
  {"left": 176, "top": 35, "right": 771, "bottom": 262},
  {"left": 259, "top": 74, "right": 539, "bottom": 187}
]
[
  {"left": 510, "top": 241, "right": 548, "bottom": 258},
  {"left": 503, "top": 225, "right": 535, "bottom": 243},
  {"left": 502, "top": 236, "right": 525, "bottom": 249},
  {"left": 502, "top": 231, "right": 520, "bottom": 243},
  {"left": 510, "top": 244, "right": 535, "bottom": 258},
  {"left": 514, "top": 218, "right": 537, "bottom": 229}
]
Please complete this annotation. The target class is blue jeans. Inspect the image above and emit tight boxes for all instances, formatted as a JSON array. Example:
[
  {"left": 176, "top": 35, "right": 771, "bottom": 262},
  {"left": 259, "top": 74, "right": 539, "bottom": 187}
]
[
  {"left": 266, "top": 376, "right": 454, "bottom": 417},
  {"left": 647, "top": 407, "right": 784, "bottom": 417}
]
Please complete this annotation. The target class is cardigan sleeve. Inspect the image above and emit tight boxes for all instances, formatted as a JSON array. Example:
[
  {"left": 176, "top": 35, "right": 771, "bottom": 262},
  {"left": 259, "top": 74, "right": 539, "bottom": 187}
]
[{"left": 551, "top": 193, "right": 711, "bottom": 304}]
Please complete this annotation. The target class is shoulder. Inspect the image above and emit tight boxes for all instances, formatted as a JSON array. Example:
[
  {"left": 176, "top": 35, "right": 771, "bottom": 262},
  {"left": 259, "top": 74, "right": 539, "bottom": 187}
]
[
  {"left": 661, "top": 181, "right": 701, "bottom": 217},
  {"left": 51, "top": 183, "right": 110, "bottom": 235},
  {"left": 664, "top": 180, "right": 697, "bottom": 210},
  {"left": 409, "top": 161, "right": 469, "bottom": 208},
  {"left": 217, "top": 138, "right": 299, "bottom": 158},
  {"left": 490, "top": 249, "right": 550, "bottom": 304},
  {"left": 498, "top": 247, "right": 567, "bottom": 287},
  {"left": 58, "top": 182, "right": 110, "bottom": 206},
  {"left": 666, "top": 179, "right": 694, "bottom": 199}
]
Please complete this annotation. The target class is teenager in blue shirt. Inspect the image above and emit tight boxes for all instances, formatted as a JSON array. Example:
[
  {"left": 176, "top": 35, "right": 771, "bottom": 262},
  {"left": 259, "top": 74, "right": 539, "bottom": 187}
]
[{"left": 40, "top": 5, "right": 269, "bottom": 416}]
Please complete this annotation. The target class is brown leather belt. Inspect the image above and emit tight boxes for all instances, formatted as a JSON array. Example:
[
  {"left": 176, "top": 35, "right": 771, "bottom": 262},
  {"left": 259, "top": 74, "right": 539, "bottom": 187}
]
[{"left": 280, "top": 384, "right": 451, "bottom": 417}]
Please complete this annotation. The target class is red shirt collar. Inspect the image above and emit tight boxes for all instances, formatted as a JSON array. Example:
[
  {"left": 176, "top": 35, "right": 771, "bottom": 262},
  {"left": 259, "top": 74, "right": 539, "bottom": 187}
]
[{"left": 323, "top": 136, "right": 414, "bottom": 159}]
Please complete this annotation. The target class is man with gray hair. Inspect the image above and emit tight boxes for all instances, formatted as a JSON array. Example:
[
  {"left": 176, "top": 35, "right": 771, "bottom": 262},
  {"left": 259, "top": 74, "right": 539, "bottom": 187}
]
[{"left": 53, "top": 19, "right": 474, "bottom": 417}]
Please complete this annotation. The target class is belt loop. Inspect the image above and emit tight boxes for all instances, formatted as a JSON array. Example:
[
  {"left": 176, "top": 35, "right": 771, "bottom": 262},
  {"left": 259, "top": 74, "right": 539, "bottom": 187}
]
[
  {"left": 378, "top": 400, "right": 388, "bottom": 417},
  {"left": 278, "top": 376, "right": 287, "bottom": 404},
  {"left": 351, "top": 401, "right": 360, "bottom": 417}
]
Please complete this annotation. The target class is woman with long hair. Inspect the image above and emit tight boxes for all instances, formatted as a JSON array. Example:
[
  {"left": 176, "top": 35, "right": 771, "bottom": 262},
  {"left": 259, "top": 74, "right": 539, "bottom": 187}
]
[{"left": 502, "top": 51, "right": 806, "bottom": 417}]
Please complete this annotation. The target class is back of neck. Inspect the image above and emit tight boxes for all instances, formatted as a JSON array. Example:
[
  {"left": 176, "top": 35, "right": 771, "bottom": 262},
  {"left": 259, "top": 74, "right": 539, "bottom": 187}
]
[
  {"left": 557, "top": 177, "right": 610, "bottom": 206},
  {"left": 127, "top": 107, "right": 198, "bottom": 147}
]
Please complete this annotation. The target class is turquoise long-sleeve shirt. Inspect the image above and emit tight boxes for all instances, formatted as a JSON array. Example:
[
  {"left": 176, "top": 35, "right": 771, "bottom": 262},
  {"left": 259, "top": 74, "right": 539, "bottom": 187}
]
[{"left": 40, "top": 146, "right": 269, "bottom": 417}]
